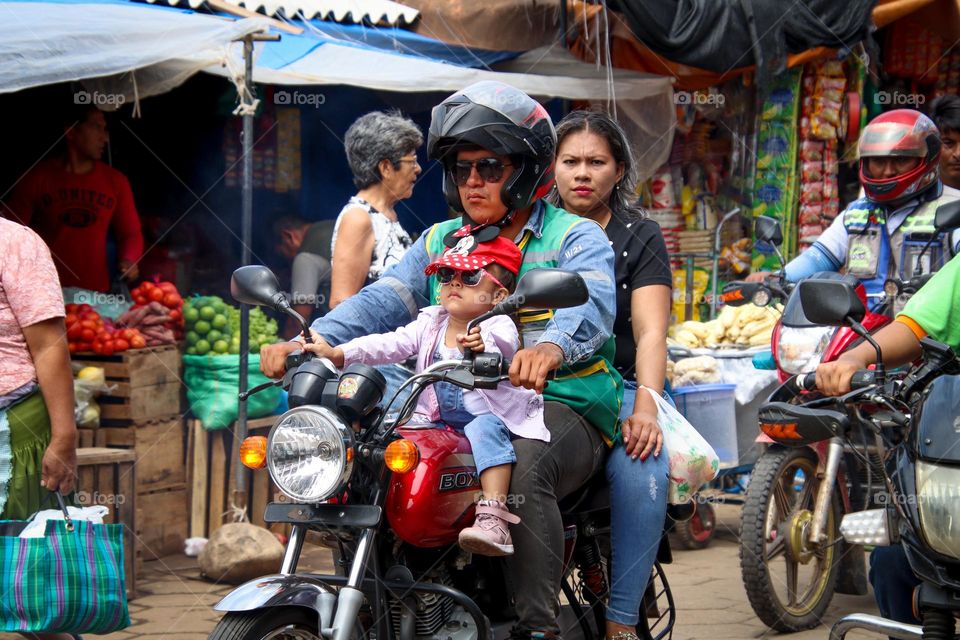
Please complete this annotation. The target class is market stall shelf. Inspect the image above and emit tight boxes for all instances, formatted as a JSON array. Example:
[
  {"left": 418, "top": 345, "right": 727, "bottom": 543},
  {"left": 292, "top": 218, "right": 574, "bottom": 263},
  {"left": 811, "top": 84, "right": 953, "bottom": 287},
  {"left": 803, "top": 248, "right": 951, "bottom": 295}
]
[
  {"left": 96, "top": 417, "right": 186, "bottom": 494},
  {"left": 75, "top": 447, "right": 137, "bottom": 600}
]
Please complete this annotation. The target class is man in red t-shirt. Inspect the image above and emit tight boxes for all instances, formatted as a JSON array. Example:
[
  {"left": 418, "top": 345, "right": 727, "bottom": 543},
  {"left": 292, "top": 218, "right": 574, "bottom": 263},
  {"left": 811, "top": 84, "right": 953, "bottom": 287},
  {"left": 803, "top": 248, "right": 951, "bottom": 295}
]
[{"left": 3, "top": 105, "right": 144, "bottom": 292}]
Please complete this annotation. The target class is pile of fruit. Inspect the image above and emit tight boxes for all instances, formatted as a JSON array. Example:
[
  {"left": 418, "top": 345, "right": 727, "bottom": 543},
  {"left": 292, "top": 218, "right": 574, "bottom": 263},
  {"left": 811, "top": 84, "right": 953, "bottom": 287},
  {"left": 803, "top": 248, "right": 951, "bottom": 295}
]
[
  {"left": 66, "top": 304, "right": 147, "bottom": 355},
  {"left": 122, "top": 280, "right": 184, "bottom": 344},
  {"left": 183, "top": 296, "right": 279, "bottom": 356},
  {"left": 669, "top": 303, "right": 781, "bottom": 349}
]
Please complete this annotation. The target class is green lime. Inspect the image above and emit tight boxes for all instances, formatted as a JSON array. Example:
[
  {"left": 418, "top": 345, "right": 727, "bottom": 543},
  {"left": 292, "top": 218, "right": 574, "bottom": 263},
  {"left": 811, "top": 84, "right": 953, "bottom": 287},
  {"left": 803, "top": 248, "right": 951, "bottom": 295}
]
[
  {"left": 213, "top": 340, "right": 229, "bottom": 354},
  {"left": 186, "top": 346, "right": 197, "bottom": 355},
  {"left": 207, "top": 329, "right": 222, "bottom": 343},
  {"left": 194, "top": 320, "right": 211, "bottom": 335},
  {"left": 228, "top": 343, "right": 240, "bottom": 355},
  {"left": 186, "top": 331, "right": 199, "bottom": 345},
  {"left": 212, "top": 314, "right": 227, "bottom": 329},
  {"left": 212, "top": 300, "right": 227, "bottom": 314},
  {"left": 199, "top": 306, "right": 216, "bottom": 321},
  {"left": 195, "top": 339, "right": 211, "bottom": 355},
  {"left": 184, "top": 307, "right": 200, "bottom": 323}
]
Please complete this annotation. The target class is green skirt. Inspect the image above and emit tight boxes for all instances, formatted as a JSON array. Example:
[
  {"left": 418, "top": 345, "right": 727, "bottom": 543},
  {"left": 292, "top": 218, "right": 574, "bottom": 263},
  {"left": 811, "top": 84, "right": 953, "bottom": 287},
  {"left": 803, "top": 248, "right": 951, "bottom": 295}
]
[{"left": 1, "top": 392, "right": 52, "bottom": 520}]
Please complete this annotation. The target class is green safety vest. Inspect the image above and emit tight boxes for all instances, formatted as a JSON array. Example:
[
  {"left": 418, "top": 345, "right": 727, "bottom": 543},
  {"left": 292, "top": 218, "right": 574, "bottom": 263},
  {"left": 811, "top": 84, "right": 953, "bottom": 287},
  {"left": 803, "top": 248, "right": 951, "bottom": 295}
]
[
  {"left": 843, "top": 191, "right": 960, "bottom": 278},
  {"left": 424, "top": 202, "right": 624, "bottom": 444}
]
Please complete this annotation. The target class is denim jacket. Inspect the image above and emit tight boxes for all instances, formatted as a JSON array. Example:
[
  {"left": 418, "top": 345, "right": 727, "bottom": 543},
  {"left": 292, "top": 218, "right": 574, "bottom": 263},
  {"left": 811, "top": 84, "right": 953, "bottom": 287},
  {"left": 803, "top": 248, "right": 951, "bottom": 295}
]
[
  {"left": 310, "top": 201, "right": 616, "bottom": 366},
  {"left": 339, "top": 306, "right": 549, "bottom": 441}
]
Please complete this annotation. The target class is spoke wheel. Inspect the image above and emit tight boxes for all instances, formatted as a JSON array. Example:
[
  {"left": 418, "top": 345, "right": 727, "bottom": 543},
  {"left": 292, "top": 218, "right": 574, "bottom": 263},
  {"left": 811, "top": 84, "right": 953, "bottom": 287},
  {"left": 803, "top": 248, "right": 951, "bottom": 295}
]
[
  {"left": 739, "top": 447, "right": 840, "bottom": 632},
  {"left": 673, "top": 502, "right": 716, "bottom": 550}
]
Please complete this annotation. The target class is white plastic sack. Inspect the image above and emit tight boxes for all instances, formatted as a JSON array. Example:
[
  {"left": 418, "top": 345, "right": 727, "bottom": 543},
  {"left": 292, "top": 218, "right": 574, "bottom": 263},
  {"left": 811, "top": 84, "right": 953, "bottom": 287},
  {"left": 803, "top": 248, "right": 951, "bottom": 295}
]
[
  {"left": 19, "top": 506, "right": 110, "bottom": 538},
  {"left": 642, "top": 386, "right": 719, "bottom": 504}
]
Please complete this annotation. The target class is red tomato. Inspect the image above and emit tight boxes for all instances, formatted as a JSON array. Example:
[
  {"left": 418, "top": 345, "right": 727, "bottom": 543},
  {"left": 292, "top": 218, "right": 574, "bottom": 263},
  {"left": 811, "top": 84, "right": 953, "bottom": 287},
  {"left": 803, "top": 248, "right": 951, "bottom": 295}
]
[
  {"left": 68, "top": 342, "right": 79, "bottom": 354},
  {"left": 141, "top": 281, "right": 155, "bottom": 292},
  {"left": 79, "top": 319, "right": 97, "bottom": 330},
  {"left": 134, "top": 295, "right": 148, "bottom": 306},
  {"left": 65, "top": 304, "right": 79, "bottom": 314},
  {"left": 67, "top": 326, "right": 83, "bottom": 341},
  {"left": 100, "top": 343, "right": 114, "bottom": 357},
  {"left": 169, "top": 309, "right": 182, "bottom": 321},
  {"left": 80, "top": 328, "right": 97, "bottom": 342},
  {"left": 97, "top": 331, "right": 112, "bottom": 342},
  {"left": 91, "top": 340, "right": 103, "bottom": 354},
  {"left": 80, "top": 311, "right": 99, "bottom": 321},
  {"left": 65, "top": 312, "right": 79, "bottom": 325},
  {"left": 77, "top": 304, "right": 93, "bottom": 314},
  {"left": 113, "top": 338, "right": 130, "bottom": 352},
  {"left": 148, "top": 288, "right": 165, "bottom": 303},
  {"left": 158, "top": 282, "right": 178, "bottom": 294},
  {"left": 119, "top": 329, "right": 136, "bottom": 341},
  {"left": 76, "top": 342, "right": 92, "bottom": 352},
  {"left": 130, "top": 286, "right": 142, "bottom": 297},
  {"left": 130, "top": 335, "right": 147, "bottom": 349},
  {"left": 162, "top": 292, "right": 182, "bottom": 308}
]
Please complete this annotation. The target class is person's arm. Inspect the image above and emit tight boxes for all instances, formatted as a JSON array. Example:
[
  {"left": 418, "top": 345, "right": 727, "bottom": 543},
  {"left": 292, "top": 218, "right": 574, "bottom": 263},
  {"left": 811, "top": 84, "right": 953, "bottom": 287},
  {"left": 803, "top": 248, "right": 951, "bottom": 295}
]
[
  {"left": 782, "top": 213, "right": 846, "bottom": 282},
  {"left": 260, "top": 232, "right": 431, "bottom": 378},
  {"left": 814, "top": 321, "right": 922, "bottom": 395},
  {"left": 510, "top": 219, "right": 616, "bottom": 392},
  {"left": 287, "top": 252, "right": 329, "bottom": 338},
  {"left": 329, "top": 208, "right": 375, "bottom": 309},
  {"left": 22, "top": 318, "right": 77, "bottom": 494},
  {"left": 111, "top": 173, "right": 144, "bottom": 282},
  {"left": 624, "top": 284, "right": 671, "bottom": 459}
]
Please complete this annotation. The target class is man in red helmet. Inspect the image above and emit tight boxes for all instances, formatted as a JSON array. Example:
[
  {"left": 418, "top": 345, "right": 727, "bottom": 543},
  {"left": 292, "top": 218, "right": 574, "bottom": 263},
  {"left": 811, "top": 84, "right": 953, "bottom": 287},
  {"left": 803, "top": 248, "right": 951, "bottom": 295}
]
[{"left": 749, "top": 109, "right": 959, "bottom": 305}]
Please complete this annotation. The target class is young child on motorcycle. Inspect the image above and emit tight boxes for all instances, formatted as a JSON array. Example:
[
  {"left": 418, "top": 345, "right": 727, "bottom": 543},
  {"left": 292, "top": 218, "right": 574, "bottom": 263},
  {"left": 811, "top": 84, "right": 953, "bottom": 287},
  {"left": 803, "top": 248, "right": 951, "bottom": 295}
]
[{"left": 302, "top": 235, "right": 548, "bottom": 557}]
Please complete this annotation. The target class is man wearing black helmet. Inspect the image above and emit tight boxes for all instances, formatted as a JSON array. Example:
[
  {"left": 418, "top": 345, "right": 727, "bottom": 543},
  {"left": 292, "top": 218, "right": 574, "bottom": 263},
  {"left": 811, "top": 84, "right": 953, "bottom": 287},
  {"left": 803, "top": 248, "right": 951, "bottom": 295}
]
[{"left": 261, "top": 81, "right": 619, "bottom": 638}]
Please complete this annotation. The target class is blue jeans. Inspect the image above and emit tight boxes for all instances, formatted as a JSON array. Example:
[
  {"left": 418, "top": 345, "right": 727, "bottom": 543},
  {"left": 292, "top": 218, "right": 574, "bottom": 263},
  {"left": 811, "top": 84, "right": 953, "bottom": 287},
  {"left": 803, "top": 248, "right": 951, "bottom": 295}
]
[
  {"left": 606, "top": 380, "right": 670, "bottom": 625},
  {"left": 435, "top": 380, "right": 516, "bottom": 474},
  {"left": 869, "top": 545, "right": 921, "bottom": 628}
]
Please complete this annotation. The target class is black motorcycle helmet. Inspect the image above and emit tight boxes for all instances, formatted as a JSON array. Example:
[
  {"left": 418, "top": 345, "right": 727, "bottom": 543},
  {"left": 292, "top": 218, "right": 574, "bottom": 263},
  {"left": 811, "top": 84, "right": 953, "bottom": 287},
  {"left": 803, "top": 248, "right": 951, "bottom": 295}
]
[{"left": 427, "top": 81, "right": 557, "bottom": 223}]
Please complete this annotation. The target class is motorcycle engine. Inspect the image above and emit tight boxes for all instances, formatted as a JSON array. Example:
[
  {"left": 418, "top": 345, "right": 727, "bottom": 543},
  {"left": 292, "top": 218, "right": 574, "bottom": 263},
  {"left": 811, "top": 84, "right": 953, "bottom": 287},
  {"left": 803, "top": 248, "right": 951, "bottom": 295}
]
[{"left": 389, "top": 566, "right": 455, "bottom": 638}]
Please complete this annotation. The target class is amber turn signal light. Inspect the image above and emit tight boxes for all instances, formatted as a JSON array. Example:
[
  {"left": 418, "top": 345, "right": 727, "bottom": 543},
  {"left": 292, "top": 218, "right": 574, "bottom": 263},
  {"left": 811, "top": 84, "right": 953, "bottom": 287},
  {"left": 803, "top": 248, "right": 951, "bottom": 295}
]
[
  {"left": 240, "top": 436, "right": 268, "bottom": 469},
  {"left": 384, "top": 439, "right": 419, "bottom": 474},
  {"left": 760, "top": 421, "right": 803, "bottom": 441}
]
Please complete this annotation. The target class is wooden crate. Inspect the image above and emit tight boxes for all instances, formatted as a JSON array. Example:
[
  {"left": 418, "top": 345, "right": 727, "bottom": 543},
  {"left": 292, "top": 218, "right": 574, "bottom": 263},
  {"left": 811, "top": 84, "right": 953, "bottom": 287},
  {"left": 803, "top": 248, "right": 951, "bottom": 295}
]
[
  {"left": 75, "top": 447, "right": 138, "bottom": 599},
  {"left": 188, "top": 417, "right": 288, "bottom": 538},
  {"left": 73, "top": 345, "right": 182, "bottom": 426},
  {"left": 137, "top": 486, "right": 187, "bottom": 561},
  {"left": 98, "top": 417, "right": 186, "bottom": 493}
]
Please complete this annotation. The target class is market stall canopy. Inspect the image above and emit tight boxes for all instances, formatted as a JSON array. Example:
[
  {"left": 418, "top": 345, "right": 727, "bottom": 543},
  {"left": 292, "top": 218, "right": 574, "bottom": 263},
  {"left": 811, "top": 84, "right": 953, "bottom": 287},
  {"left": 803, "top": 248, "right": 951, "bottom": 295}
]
[
  {"left": 401, "top": 0, "right": 563, "bottom": 52},
  {"left": 141, "top": 0, "right": 419, "bottom": 25},
  {"left": 0, "top": 1, "right": 269, "bottom": 95},
  {"left": 570, "top": 0, "right": 959, "bottom": 91}
]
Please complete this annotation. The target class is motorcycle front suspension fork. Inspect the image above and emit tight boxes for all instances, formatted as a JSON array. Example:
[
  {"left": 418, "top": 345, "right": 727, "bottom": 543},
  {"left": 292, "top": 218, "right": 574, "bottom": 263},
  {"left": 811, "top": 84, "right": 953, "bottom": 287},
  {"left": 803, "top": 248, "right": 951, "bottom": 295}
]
[{"left": 810, "top": 437, "right": 844, "bottom": 545}]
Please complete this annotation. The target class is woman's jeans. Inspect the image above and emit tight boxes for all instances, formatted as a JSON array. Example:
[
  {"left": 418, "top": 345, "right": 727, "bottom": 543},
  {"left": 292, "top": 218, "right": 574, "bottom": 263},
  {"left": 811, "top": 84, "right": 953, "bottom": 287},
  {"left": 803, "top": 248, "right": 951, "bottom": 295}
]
[{"left": 605, "top": 381, "right": 670, "bottom": 626}]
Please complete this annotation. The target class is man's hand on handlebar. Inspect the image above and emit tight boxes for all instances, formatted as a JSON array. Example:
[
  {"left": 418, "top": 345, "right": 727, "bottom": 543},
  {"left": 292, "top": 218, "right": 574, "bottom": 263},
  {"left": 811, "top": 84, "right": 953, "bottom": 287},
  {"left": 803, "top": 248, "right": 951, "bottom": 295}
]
[
  {"left": 745, "top": 271, "right": 772, "bottom": 283},
  {"left": 509, "top": 342, "right": 564, "bottom": 394},
  {"left": 815, "top": 356, "right": 869, "bottom": 396}
]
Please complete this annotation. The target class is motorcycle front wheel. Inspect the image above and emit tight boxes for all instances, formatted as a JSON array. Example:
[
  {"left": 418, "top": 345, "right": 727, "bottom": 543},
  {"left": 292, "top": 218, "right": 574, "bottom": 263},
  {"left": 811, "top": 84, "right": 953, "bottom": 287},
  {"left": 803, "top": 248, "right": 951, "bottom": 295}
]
[
  {"left": 209, "top": 607, "right": 320, "bottom": 640},
  {"left": 739, "top": 447, "right": 841, "bottom": 632}
]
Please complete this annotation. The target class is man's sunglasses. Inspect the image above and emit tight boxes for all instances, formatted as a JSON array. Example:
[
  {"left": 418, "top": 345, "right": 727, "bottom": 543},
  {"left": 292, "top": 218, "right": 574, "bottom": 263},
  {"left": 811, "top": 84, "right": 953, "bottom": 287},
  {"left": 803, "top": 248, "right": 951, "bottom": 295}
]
[
  {"left": 436, "top": 266, "right": 506, "bottom": 289},
  {"left": 451, "top": 158, "right": 512, "bottom": 186}
]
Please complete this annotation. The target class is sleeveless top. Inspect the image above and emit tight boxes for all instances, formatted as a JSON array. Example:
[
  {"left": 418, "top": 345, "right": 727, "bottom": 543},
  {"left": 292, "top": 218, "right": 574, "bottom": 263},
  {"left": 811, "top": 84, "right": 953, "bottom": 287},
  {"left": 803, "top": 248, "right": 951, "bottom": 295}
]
[{"left": 330, "top": 196, "right": 413, "bottom": 282}]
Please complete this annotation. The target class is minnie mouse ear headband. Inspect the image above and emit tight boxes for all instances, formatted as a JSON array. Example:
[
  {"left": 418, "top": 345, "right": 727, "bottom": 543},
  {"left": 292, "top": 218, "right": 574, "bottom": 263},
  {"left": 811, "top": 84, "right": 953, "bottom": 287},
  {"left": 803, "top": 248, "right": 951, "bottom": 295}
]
[{"left": 424, "top": 233, "right": 522, "bottom": 276}]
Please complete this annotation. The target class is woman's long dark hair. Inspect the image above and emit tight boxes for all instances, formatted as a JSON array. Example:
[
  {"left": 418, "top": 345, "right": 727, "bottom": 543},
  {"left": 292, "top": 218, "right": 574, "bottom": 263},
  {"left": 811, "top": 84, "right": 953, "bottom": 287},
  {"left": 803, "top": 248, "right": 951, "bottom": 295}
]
[{"left": 549, "top": 109, "right": 647, "bottom": 221}]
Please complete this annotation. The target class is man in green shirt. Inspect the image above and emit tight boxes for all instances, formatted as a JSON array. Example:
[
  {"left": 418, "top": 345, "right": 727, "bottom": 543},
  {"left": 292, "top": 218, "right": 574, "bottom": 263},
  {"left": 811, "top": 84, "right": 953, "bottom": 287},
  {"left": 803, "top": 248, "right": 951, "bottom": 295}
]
[{"left": 815, "top": 252, "right": 960, "bottom": 627}]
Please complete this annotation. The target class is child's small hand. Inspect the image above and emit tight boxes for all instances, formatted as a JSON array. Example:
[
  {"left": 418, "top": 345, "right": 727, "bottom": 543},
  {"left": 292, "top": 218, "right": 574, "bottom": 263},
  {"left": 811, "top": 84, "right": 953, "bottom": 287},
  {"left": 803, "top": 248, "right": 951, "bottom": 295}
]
[
  {"left": 301, "top": 340, "right": 344, "bottom": 366},
  {"left": 458, "top": 326, "right": 485, "bottom": 353}
]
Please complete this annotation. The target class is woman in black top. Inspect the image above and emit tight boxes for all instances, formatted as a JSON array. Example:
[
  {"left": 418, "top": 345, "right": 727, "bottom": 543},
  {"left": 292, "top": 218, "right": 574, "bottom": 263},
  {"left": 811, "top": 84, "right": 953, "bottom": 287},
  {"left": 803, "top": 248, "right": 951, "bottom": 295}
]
[{"left": 550, "top": 110, "right": 672, "bottom": 640}]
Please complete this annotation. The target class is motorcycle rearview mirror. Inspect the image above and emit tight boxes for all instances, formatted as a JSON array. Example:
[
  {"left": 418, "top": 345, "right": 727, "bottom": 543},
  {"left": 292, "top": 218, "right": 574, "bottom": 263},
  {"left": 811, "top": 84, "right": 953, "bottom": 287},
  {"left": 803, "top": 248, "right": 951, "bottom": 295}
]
[
  {"left": 754, "top": 216, "right": 783, "bottom": 247},
  {"left": 231, "top": 265, "right": 311, "bottom": 342},
  {"left": 935, "top": 199, "right": 960, "bottom": 231},
  {"left": 464, "top": 268, "right": 589, "bottom": 342},
  {"left": 798, "top": 279, "right": 885, "bottom": 379}
]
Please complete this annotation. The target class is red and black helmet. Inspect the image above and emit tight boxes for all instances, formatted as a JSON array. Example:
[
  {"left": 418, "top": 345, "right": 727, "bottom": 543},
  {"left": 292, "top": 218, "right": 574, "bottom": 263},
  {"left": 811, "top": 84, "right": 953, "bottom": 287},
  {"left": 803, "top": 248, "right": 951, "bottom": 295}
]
[
  {"left": 858, "top": 109, "right": 941, "bottom": 205},
  {"left": 427, "top": 81, "right": 557, "bottom": 215}
]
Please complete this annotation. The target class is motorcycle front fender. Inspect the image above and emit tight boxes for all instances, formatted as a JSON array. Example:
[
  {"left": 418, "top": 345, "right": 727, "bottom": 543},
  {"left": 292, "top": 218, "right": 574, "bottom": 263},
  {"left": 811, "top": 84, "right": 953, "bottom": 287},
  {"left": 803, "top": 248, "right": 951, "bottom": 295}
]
[{"left": 214, "top": 573, "right": 337, "bottom": 623}]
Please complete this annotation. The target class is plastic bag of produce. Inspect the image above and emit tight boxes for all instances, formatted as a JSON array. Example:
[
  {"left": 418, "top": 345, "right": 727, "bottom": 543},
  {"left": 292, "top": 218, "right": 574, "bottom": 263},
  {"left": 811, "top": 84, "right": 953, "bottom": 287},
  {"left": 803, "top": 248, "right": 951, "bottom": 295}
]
[{"left": 183, "top": 354, "right": 281, "bottom": 430}]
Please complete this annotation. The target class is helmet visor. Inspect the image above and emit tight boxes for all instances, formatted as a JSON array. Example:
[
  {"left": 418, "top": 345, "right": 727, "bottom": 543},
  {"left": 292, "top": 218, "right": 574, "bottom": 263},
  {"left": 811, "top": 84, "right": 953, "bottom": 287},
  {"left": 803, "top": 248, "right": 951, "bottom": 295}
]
[{"left": 859, "top": 121, "right": 929, "bottom": 158}]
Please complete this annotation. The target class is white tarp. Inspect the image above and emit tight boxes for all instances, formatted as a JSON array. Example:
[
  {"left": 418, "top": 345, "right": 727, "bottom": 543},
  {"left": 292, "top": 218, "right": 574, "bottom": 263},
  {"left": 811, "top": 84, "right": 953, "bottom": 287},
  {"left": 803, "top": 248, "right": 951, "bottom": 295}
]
[
  {"left": 0, "top": 2, "right": 268, "bottom": 95},
  {"left": 142, "top": 0, "right": 419, "bottom": 24}
]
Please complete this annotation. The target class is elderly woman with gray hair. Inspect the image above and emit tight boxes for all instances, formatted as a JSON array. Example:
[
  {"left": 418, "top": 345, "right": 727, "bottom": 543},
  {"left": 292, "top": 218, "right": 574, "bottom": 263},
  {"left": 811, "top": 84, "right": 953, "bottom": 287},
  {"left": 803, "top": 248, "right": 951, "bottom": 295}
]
[{"left": 329, "top": 110, "right": 422, "bottom": 309}]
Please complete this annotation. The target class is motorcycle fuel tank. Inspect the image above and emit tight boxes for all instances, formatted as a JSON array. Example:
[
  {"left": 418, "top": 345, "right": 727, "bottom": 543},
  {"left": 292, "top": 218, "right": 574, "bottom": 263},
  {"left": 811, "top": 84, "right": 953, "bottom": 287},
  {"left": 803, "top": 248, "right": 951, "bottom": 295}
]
[{"left": 385, "top": 426, "right": 480, "bottom": 547}]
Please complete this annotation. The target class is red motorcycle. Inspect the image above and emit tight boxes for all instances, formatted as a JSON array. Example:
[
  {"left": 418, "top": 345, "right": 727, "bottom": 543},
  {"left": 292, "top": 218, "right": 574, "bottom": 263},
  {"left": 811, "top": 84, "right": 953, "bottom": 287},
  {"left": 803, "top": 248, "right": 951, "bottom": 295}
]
[
  {"left": 208, "top": 266, "right": 677, "bottom": 640},
  {"left": 723, "top": 208, "right": 959, "bottom": 631}
]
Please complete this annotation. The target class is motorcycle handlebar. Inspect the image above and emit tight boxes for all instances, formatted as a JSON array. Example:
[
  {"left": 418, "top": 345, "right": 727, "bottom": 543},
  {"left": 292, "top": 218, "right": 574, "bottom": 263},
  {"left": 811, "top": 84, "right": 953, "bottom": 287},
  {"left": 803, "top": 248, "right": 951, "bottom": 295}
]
[{"left": 794, "top": 369, "right": 877, "bottom": 393}]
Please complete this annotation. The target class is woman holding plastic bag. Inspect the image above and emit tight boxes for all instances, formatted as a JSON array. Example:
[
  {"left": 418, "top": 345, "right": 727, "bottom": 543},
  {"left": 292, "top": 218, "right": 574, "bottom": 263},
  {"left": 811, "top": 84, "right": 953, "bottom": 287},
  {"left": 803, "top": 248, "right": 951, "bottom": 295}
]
[{"left": 550, "top": 110, "right": 675, "bottom": 640}]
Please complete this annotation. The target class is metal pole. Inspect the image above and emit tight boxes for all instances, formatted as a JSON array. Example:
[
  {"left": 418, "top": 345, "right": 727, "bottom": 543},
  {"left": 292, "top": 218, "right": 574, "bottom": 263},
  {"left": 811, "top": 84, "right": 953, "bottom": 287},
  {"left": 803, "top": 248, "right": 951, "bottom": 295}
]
[{"left": 235, "top": 35, "right": 254, "bottom": 508}]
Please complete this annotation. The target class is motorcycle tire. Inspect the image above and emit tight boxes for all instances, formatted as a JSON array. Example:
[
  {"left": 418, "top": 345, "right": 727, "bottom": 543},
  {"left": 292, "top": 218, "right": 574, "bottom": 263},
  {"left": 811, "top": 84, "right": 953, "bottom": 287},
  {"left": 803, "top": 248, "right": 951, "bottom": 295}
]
[
  {"left": 672, "top": 502, "right": 715, "bottom": 550},
  {"left": 209, "top": 607, "right": 321, "bottom": 640},
  {"left": 739, "top": 447, "right": 841, "bottom": 632}
]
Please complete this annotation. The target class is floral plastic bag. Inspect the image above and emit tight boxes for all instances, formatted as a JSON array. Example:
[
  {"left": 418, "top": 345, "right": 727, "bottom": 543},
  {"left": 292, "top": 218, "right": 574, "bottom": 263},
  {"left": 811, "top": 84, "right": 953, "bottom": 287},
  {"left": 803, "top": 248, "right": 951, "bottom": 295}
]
[{"left": 641, "top": 386, "right": 719, "bottom": 504}]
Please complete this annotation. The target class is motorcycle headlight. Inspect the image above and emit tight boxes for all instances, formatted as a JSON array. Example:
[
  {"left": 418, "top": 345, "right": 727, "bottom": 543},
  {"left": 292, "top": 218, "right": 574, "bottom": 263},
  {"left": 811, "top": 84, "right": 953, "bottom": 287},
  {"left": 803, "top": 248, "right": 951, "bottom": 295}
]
[
  {"left": 916, "top": 460, "right": 960, "bottom": 560},
  {"left": 776, "top": 326, "right": 833, "bottom": 375},
  {"left": 267, "top": 406, "right": 354, "bottom": 503}
]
